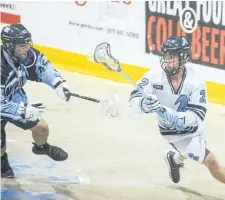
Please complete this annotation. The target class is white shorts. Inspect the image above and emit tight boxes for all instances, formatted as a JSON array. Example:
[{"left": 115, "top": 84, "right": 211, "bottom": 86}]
[{"left": 170, "top": 135, "right": 208, "bottom": 164}]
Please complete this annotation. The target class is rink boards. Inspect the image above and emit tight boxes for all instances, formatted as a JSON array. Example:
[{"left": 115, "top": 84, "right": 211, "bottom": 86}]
[{"left": 34, "top": 44, "right": 225, "bottom": 106}]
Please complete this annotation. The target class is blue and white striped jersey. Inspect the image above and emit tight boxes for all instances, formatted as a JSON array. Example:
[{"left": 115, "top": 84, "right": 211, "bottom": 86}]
[{"left": 1, "top": 46, "right": 64, "bottom": 122}]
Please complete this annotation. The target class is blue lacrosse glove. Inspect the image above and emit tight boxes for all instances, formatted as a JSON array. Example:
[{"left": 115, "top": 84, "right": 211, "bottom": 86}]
[
  {"left": 156, "top": 106, "right": 185, "bottom": 132},
  {"left": 139, "top": 95, "right": 161, "bottom": 113}
]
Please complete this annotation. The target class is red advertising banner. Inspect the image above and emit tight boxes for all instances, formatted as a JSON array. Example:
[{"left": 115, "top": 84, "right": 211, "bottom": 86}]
[
  {"left": 0, "top": 12, "right": 20, "bottom": 24},
  {"left": 0, "top": 2, "right": 20, "bottom": 24},
  {"left": 145, "top": 1, "right": 225, "bottom": 70}
]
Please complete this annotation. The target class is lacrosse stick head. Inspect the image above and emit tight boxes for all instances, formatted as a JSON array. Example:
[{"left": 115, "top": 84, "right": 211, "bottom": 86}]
[
  {"left": 100, "top": 90, "right": 120, "bottom": 117},
  {"left": 94, "top": 42, "right": 121, "bottom": 72}
]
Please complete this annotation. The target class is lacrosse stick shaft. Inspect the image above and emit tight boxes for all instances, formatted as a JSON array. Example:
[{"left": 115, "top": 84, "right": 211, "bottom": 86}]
[
  {"left": 119, "top": 70, "right": 150, "bottom": 99},
  {"left": 69, "top": 93, "right": 100, "bottom": 103},
  {"left": 119, "top": 69, "right": 166, "bottom": 112},
  {"left": 69, "top": 92, "right": 118, "bottom": 117},
  {"left": 118, "top": 68, "right": 166, "bottom": 113}
]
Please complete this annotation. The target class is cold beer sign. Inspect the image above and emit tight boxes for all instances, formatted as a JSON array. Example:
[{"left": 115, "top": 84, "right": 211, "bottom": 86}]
[{"left": 145, "top": 1, "right": 225, "bottom": 69}]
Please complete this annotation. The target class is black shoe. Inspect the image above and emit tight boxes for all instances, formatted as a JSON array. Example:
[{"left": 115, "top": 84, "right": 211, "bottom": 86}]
[
  {"left": 1, "top": 153, "right": 15, "bottom": 178},
  {"left": 32, "top": 142, "right": 68, "bottom": 161},
  {"left": 164, "top": 151, "right": 183, "bottom": 183}
]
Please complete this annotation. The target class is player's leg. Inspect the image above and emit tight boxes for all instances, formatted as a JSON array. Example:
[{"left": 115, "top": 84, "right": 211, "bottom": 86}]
[
  {"left": 203, "top": 151, "right": 225, "bottom": 184},
  {"left": 1, "top": 120, "right": 14, "bottom": 178},
  {"left": 177, "top": 136, "right": 225, "bottom": 184},
  {"left": 29, "top": 119, "right": 68, "bottom": 161},
  {"left": 5, "top": 117, "right": 68, "bottom": 161},
  {"left": 165, "top": 135, "right": 206, "bottom": 183},
  {"left": 167, "top": 135, "right": 225, "bottom": 184}
]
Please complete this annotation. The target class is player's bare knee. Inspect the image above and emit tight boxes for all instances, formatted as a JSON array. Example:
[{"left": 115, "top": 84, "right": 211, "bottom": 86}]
[
  {"left": 30, "top": 120, "right": 49, "bottom": 135},
  {"left": 203, "top": 152, "right": 219, "bottom": 170},
  {"left": 38, "top": 123, "right": 49, "bottom": 135}
]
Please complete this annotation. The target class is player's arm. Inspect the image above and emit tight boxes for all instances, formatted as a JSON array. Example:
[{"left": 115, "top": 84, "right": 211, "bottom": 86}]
[
  {"left": 185, "top": 81, "right": 207, "bottom": 126},
  {"left": 0, "top": 78, "right": 20, "bottom": 121},
  {"left": 34, "top": 53, "right": 71, "bottom": 101},
  {"left": 157, "top": 81, "right": 207, "bottom": 132},
  {"left": 0, "top": 75, "right": 41, "bottom": 122},
  {"left": 128, "top": 71, "right": 160, "bottom": 113}
]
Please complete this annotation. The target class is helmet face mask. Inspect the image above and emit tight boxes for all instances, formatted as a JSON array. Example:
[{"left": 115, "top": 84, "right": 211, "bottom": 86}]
[
  {"left": 160, "top": 36, "right": 191, "bottom": 77},
  {"left": 13, "top": 42, "right": 32, "bottom": 63},
  {"left": 160, "top": 53, "right": 180, "bottom": 76},
  {"left": 1, "top": 23, "right": 33, "bottom": 65}
]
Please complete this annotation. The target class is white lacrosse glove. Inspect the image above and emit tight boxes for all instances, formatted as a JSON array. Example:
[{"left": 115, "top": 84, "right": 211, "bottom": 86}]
[
  {"left": 18, "top": 102, "right": 43, "bottom": 122},
  {"left": 156, "top": 106, "right": 185, "bottom": 132},
  {"left": 139, "top": 94, "right": 161, "bottom": 113},
  {"left": 53, "top": 77, "right": 71, "bottom": 102}
]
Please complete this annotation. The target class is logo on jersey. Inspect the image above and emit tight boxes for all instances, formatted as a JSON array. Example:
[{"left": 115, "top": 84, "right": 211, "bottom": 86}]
[
  {"left": 153, "top": 84, "right": 163, "bottom": 90},
  {"left": 5, "top": 76, "right": 25, "bottom": 98},
  {"left": 179, "top": 7, "right": 198, "bottom": 33}
]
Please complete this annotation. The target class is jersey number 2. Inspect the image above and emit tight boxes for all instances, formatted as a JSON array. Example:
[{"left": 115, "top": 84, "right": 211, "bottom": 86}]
[
  {"left": 138, "top": 78, "right": 149, "bottom": 89},
  {"left": 200, "top": 90, "right": 206, "bottom": 104}
]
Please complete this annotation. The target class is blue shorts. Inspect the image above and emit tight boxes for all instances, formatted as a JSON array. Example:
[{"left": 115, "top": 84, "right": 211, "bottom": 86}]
[
  {"left": 1, "top": 117, "right": 39, "bottom": 130},
  {"left": 1, "top": 118, "right": 39, "bottom": 149}
]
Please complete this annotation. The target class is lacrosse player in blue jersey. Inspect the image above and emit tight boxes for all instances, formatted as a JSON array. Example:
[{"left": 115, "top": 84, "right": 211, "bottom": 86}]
[{"left": 1, "top": 23, "right": 71, "bottom": 178}]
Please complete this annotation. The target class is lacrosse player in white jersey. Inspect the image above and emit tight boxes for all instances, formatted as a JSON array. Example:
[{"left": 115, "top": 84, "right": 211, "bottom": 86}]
[{"left": 129, "top": 36, "right": 225, "bottom": 184}]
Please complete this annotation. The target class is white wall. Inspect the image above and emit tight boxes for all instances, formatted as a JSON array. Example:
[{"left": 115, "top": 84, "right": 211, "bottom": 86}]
[{"left": 1, "top": 1, "right": 225, "bottom": 84}]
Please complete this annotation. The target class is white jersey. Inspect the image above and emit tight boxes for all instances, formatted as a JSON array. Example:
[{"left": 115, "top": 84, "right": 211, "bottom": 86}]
[{"left": 129, "top": 66, "right": 208, "bottom": 143}]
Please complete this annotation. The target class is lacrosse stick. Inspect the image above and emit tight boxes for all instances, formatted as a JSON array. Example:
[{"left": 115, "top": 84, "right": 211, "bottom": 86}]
[
  {"left": 69, "top": 92, "right": 100, "bottom": 103},
  {"left": 69, "top": 92, "right": 119, "bottom": 117},
  {"left": 93, "top": 42, "right": 151, "bottom": 99}
]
